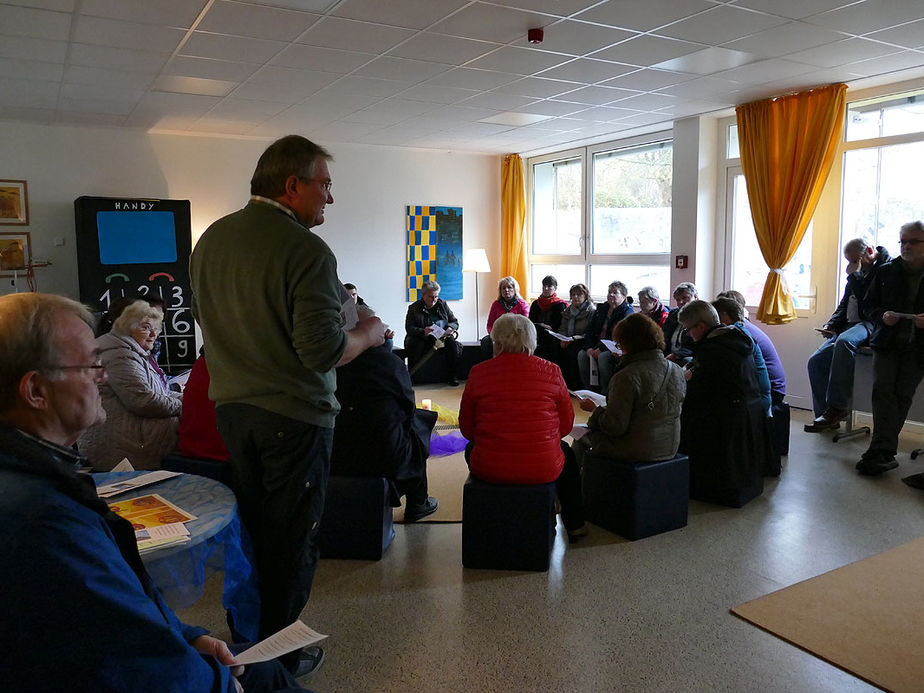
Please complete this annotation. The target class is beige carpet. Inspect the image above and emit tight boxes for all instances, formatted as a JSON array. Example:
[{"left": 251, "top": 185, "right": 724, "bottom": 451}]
[
  {"left": 397, "top": 383, "right": 591, "bottom": 523},
  {"left": 731, "top": 536, "right": 924, "bottom": 692}
]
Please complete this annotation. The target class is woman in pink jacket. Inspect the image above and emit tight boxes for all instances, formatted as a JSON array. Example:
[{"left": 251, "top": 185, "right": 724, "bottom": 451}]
[
  {"left": 479, "top": 276, "right": 530, "bottom": 359},
  {"left": 461, "top": 314, "right": 586, "bottom": 541}
]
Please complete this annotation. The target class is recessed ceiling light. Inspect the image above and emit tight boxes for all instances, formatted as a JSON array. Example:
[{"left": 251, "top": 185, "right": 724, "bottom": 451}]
[
  {"left": 479, "top": 112, "right": 552, "bottom": 126},
  {"left": 154, "top": 75, "right": 237, "bottom": 97}
]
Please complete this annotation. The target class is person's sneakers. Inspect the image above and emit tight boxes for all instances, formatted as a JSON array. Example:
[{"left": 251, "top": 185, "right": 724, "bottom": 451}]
[
  {"left": 293, "top": 646, "right": 325, "bottom": 679},
  {"left": 567, "top": 524, "right": 588, "bottom": 544},
  {"left": 404, "top": 496, "right": 438, "bottom": 522},
  {"left": 901, "top": 472, "right": 924, "bottom": 490}
]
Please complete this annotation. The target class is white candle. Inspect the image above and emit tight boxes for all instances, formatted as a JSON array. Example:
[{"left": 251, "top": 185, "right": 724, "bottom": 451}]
[{"left": 422, "top": 399, "right": 432, "bottom": 410}]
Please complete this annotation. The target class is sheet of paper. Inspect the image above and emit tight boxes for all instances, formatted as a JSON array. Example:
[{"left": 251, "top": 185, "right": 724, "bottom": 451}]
[
  {"left": 569, "top": 424, "right": 590, "bottom": 440},
  {"left": 233, "top": 621, "right": 328, "bottom": 665},
  {"left": 600, "top": 339, "right": 622, "bottom": 355},
  {"left": 135, "top": 522, "right": 190, "bottom": 541},
  {"left": 108, "top": 494, "right": 197, "bottom": 529},
  {"left": 429, "top": 324, "right": 446, "bottom": 339},
  {"left": 96, "top": 470, "right": 181, "bottom": 498},
  {"left": 110, "top": 458, "right": 135, "bottom": 472},
  {"left": 890, "top": 312, "right": 918, "bottom": 319},
  {"left": 547, "top": 330, "right": 573, "bottom": 342},
  {"left": 569, "top": 389, "right": 606, "bottom": 407},
  {"left": 137, "top": 536, "right": 190, "bottom": 553}
]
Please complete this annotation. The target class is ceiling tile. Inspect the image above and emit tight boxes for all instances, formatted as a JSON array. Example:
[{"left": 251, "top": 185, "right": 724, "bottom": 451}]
[
  {"left": 0, "top": 57, "right": 64, "bottom": 82},
  {"left": 601, "top": 68, "right": 694, "bottom": 90},
  {"left": 80, "top": 0, "right": 205, "bottom": 27},
  {"left": 358, "top": 98, "right": 439, "bottom": 118},
  {"left": 0, "top": 76, "right": 60, "bottom": 108},
  {"left": 0, "top": 4, "right": 71, "bottom": 41},
  {"left": 429, "top": 4, "right": 552, "bottom": 43},
  {"left": 489, "top": 76, "right": 580, "bottom": 98},
  {"left": 58, "top": 94, "right": 139, "bottom": 116},
  {"left": 565, "top": 105, "right": 628, "bottom": 122},
  {"left": 388, "top": 32, "right": 498, "bottom": 65},
  {"left": 806, "top": 0, "right": 924, "bottom": 35},
  {"left": 729, "top": 0, "right": 857, "bottom": 21},
  {"left": 56, "top": 110, "right": 127, "bottom": 126},
  {"left": 197, "top": 1, "right": 320, "bottom": 42},
  {"left": 65, "top": 64, "right": 154, "bottom": 89},
  {"left": 610, "top": 92, "right": 678, "bottom": 110},
  {"left": 552, "top": 84, "right": 640, "bottom": 105},
  {"left": 73, "top": 16, "right": 185, "bottom": 52},
  {"left": 61, "top": 81, "right": 144, "bottom": 102},
  {"left": 786, "top": 37, "right": 901, "bottom": 67},
  {"left": 466, "top": 46, "right": 572, "bottom": 76},
  {"left": 518, "top": 99, "right": 595, "bottom": 116},
  {"left": 0, "top": 35, "right": 68, "bottom": 62},
  {"left": 330, "top": 0, "right": 468, "bottom": 30},
  {"left": 163, "top": 56, "right": 262, "bottom": 82},
  {"left": 208, "top": 97, "right": 289, "bottom": 118},
  {"left": 0, "top": 105, "right": 55, "bottom": 122},
  {"left": 353, "top": 56, "right": 451, "bottom": 82},
  {"left": 298, "top": 16, "right": 416, "bottom": 53},
  {"left": 722, "top": 21, "right": 847, "bottom": 58},
  {"left": 486, "top": 0, "right": 602, "bottom": 16},
  {"left": 654, "top": 47, "right": 758, "bottom": 75},
  {"left": 867, "top": 19, "right": 924, "bottom": 50},
  {"left": 270, "top": 44, "right": 374, "bottom": 72},
  {"left": 182, "top": 32, "right": 287, "bottom": 63},
  {"left": 574, "top": 0, "right": 716, "bottom": 32},
  {"left": 424, "top": 67, "right": 521, "bottom": 90},
  {"left": 4, "top": 0, "right": 74, "bottom": 11},
  {"left": 69, "top": 44, "right": 169, "bottom": 73},
  {"left": 320, "top": 121, "right": 382, "bottom": 142},
  {"left": 233, "top": 67, "right": 339, "bottom": 100},
  {"left": 328, "top": 75, "right": 409, "bottom": 97},
  {"left": 397, "top": 83, "right": 480, "bottom": 104},
  {"left": 657, "top": 76, "right": 741, "bottom": 99},
  {"left": 247, "top": 0, "right": 336, "bottom": 14},
  {"left": 590, "top": 34, "right": 704, "bottom": 66},
  {"left": 657, "top": 5, "right": 787, "bottom": 45},
  {"left": 538, "top": 57, "right": 637, "bottom": 83},
  {"left": 529, "top": 20, "right": 637, "bottom": 56},
  {"left": 456, "top": 91, "right": 539, "bottom": 111},
  {"left": 716, "top": 58, "right": 817, "bottom": 84},
  {"left": 843, "top": 50, "right": 924, "bottom": 77}
]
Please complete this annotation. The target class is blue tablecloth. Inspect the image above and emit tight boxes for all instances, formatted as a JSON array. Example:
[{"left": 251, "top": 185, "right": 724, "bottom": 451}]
[{"left": 94, "top": 471, "right": 259, "bottom": 642}]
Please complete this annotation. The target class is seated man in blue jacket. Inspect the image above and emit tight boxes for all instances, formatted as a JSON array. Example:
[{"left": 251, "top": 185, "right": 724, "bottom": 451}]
[{"left": 0, "top": 292, "right": 307, "bottom": 693}]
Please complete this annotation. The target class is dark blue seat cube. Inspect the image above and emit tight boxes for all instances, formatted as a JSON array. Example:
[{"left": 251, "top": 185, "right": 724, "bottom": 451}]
[
  {"left": 771, "top": 401, "right": 790, "bottom": 457},
  {"left": 462, "top": 474, "right": 556, "bottom": 572},
  {"left": 162, "top": 453, "right": 232, "bottom": 485},
  {"left": 316, "top": 476, "right": 395, "bottom": 560},
  {"left": 582, "top": 453, "right": 689, "bottom": 541}
]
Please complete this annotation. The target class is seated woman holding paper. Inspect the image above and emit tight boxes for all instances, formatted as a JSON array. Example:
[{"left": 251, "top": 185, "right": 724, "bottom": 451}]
[
  {"left": 404, "top": 280, "right": 462, "bottom": 386},
  {"left": 460, "top": 314, "right": 586, "bottom": 541},
  {"left": 529, "top": 274, "right": 568, "bottom": 362},
  {"left": 480, "top": 276, "right": 529, "bottom": 358},
  {"left": 577, "top": 280, "right": 634, "bottom": 393},
  {"left": 572, "top": 313, "right": 686, "bottom": 465},
  {"left": 553, "top": 283, "right": 596, "bottom": 389},
  {"left": 79, "top": 300, "right": 183, "bottom": 470}
]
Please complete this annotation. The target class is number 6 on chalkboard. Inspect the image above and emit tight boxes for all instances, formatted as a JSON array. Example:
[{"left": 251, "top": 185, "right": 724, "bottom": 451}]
[{"left": 172, "top": 309, "right": 191, "bottom": 333}]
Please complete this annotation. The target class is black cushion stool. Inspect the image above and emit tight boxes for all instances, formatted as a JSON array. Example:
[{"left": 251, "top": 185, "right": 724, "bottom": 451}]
[
  {"left": 582, "top": 453, "right": 689, "bottom": 541},
  {"left": 771, "top": 401, "right": 790, "bottom": 457},
  {"left": 162, "top": 453, "right": 232, "bottom": 485},
  {"left": 316, "top": 476, "right": 395, "bottom": 560},
  {"left": 462, "top": 474, "right": 556, "bottom": 572}
]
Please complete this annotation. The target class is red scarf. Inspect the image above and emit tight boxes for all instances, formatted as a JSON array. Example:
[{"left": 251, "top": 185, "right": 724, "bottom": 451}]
[{"left": 536, "top": 294, "right": 566, "bottom": 311}]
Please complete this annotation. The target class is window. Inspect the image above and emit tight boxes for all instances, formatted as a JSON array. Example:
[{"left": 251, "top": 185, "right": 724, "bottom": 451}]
[
  {"left": 839, "top": 89, "right": 924, "bottom": 290},
  {"left": 527, "top": 135, "right": 672, "bottom": 301},
  {"left": 722, "top": 124, "right": 813, "bottom": 310}
]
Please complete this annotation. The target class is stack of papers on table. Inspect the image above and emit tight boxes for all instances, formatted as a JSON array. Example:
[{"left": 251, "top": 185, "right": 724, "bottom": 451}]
[
  {"left": 135, "top": 523, "right": 191, "bottom": 553},
  {"left": 97, "top": 470, "right": 181, "bottom": 498},
  {"left": 107, "top": 493, "right": 197, "bottom": 554}
]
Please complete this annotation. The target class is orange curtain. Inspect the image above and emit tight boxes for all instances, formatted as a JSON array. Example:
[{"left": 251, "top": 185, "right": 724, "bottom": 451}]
[
  {"left": 501, "top": 154, "right": 528, "bottom": 293},
  {"left": 736, "top": 83, "right": 847, "bottom": 324}
]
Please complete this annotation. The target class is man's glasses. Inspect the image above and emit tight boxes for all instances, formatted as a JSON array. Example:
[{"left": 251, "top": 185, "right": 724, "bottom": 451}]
[
  {"left": 300, "top": 177, "right": 333, "bottom": 192},
  {"left": 45, "top": 361, "right": 106, "bottom": 376}
]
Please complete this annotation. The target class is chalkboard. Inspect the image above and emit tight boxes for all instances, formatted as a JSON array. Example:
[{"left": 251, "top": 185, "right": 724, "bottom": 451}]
[{"left": 74, "top": 196, "right": 195, "bottom": 374}]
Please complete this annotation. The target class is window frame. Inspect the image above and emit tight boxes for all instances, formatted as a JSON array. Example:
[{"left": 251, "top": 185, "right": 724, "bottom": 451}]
[{"left": 526, "top": 130, "right": 673, "bottom": 300}]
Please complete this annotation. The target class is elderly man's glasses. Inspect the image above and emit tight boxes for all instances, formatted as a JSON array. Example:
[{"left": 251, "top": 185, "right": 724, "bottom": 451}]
[
  {"left": 299, "top": 177, "right": 333, "bottom": 192},
  {"left": 45, "top": 360, "right": 105, "bottom": 375}
]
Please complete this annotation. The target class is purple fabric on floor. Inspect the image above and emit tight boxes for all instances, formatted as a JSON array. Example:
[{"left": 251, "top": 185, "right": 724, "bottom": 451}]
[{"left": 430, "top": 430, "right": 468, "bottom": 457}]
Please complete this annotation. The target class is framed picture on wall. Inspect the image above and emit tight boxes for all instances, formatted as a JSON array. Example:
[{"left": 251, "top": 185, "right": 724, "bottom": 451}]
[
  {"left": 0, "top": 180, "right": 29, "bottom": 225},
  {"left": 0, "top": 231, "right": 31, "bottom": 275}
]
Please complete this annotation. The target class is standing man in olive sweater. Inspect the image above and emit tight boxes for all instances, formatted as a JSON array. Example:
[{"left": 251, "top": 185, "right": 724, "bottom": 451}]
[{"left": 190, "top": 135, "right": 384, "bottom": 677}]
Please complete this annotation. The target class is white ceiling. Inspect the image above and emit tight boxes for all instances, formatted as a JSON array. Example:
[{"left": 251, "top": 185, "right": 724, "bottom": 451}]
[{"left": 2, "top": 0, "right": 924, "bottom": 155}]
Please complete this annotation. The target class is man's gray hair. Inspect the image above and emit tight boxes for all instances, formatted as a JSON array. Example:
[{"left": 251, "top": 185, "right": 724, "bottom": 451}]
[
  {"left": 638, "top": 285, "right": 660, "bottom": 301},
  {"left": 491, "top": 314, "right": 537, "bottom": 355},
  {"left": 843, "top": 238, "right": 870, "bottom": 256},
  {"left": 901, "top": 220, "right": 924, "bottom": 235},
  {"left": 0, "top": 293, "right": 94, "bottom": 409},
  {"left": 420, "top": 280, "right": 440, "bottom": 296},
  {"left": 250, "top": 135, "right": 333, "bottom": 198},
  {"left": 673, "top": 282, "right": 698, "bottom": 299},
  {"left": 678, "top": 300, "right": 720, "bottom": 329},
  {"left": 112, "top": 300, "right": 163, "bottom": 338}
]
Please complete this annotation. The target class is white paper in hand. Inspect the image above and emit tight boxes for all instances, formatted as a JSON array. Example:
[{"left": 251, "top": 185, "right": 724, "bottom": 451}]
[{"left": 233, "top": 621, "right": 328, "bottom": 665}]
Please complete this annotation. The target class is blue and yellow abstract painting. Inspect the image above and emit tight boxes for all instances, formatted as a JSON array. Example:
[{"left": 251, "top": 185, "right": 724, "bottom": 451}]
[{"left": 406, "top": 205, "right": 462, "bottom": 301}]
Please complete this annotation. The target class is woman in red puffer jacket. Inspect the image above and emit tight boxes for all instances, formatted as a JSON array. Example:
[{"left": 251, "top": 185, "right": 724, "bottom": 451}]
[{"left": 460, "top": 314, "right": 586, "bottom": 541}]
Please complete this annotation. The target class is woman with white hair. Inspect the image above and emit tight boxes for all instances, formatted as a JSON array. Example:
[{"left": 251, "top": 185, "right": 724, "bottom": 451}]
[
  {"left": 78, "top": 299, "right": 183, "bottom": 470},
  {"left": 460, "top": 314, "right": 586, "bottom": 541}
]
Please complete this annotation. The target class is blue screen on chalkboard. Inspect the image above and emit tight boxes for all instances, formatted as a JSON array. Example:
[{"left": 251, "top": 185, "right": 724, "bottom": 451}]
[{"left": 97, "top": 211, "right": 178, "bottom": 265}]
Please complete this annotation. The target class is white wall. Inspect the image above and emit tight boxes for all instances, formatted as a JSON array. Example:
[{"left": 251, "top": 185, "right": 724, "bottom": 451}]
[{"left": 0, "top": 122, "right": 502, "bottom": 343}]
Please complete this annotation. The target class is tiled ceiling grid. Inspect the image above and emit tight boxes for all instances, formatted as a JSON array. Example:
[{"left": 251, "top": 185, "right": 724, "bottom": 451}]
[{"left": 1, "top": 0, "right": 923, "bottom": 154}]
